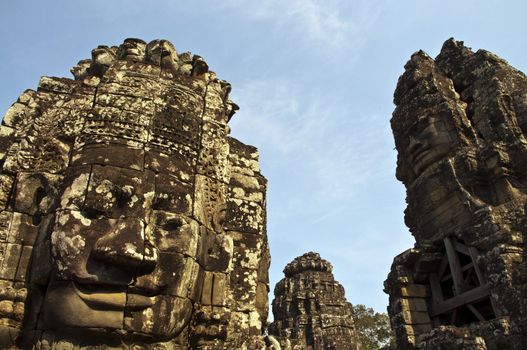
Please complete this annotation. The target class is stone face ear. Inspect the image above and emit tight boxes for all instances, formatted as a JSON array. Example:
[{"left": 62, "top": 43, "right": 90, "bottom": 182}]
[{"left": 13, "top": 173, "right": 61, "bottom": 216}]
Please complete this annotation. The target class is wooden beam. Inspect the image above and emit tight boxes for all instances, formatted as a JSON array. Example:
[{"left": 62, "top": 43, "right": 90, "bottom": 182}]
[
  {"left": 468, "top": 247, "right": 486, "bottom": 285},
  {"left": 467, "top": 247, "right": 499, "bottom": 317},
  {"left": 438, "top": 256, "right": 449, "bottom": 278},
  {"left": 440, "top": 262, "right": 475, "bottom": 282},
  {"left": 463, "top": 268, "right": 474, "bottom": 285},
  {"left": 444, "top": 237, "right": 466, "bottom": 294},
  {"left": 429, "top": 272, "right": 444, "bottom": 304},
  {"left": 467, "top": 304, "right": 485, "bottom": 322},
  {"left": 429, "top": 284, "right": 490, "bottom": 317},
  {"left": 450, "top": 309, "right": 457, "bottom": 325},
  {"left": 432, "top": 316, "right": 441, "bottom": 327},
  {"left": 453, "top": 240, "right": 470, "bottom": 256}
]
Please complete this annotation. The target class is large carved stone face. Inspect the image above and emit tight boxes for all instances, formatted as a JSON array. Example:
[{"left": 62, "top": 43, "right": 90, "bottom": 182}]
[
  {"left": 400, "top": 113, "right": 455, "bottom": 179},
  {"left": 37, "top": 145, "right": 203, "bottom": 339},
  {"left": 0, "top": 38, "right": 270, "bottom": 348}
]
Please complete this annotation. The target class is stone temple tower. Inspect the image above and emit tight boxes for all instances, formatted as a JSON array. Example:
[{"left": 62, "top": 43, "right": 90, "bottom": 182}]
[
  {"left": 0, "top": 38, "right": 270, "bottom": 349},
  {"left": 269, "top": 252, "right": 361, "bottom": 350},
  {"left": 385, "top": 38, "right": 527, "bottom": 349}
]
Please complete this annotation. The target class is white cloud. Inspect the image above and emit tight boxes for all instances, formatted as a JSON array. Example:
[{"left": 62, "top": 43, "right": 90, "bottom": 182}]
[
  {"left": 229, "top": 78, "right": 395, "bottom": 200},
  {"left": 215, "top": 0, "right": 384, "bottom": 48},
  {"left": 229, "top": 78, "right": 407, "bottom": 313}
]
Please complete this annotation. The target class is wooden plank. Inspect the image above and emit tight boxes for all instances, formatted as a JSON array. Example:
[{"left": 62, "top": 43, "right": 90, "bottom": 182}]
[
  {"left": 429, "top": 272, "right": 444, "bottom": 304},
  {"left": 469, "top": 246, "right": 498, "bottom": 317},
  {"left": 463, "top": 268, "right": 474, "bottom": 285},
  {"left": 467, "top": 304, "right": 485, "bottom": 322},
  {"left": 438, "top": 255, "right": 449, "bottom": 278},
  {"left": 453, "top": 240, "right": 470, "bottom": 256},
  {"left": 429, "top": 284, "right": 490, "bottom": 317},
  {"left": 468, "top": 247, "right": 486, "bottom": 285},
  {"left": 444, "top": 237, "right": 466, "bottom": 294},
  {"left": 489, "top": 296, "right": 499, "bottom": 318},
  {"left": 450, "top": 309, "right": 457, "bottom": 325},
  {"left": 440, "top": 263, "right": 474, "bottom": 282}
]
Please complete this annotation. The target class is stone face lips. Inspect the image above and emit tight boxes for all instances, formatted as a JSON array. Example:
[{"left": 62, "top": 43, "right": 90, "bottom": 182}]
[
  {"left": 385, "top": 38, "right": 527, "bottom": 350},
  {"left": 270, "top": 252, "right": 361, "bottom": 350},
  {"left": 0, "top": 38, "right": 269, "bottom": 349}
]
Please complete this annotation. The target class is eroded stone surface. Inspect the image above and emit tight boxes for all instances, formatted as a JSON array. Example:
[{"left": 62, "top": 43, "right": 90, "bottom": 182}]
[
  {"left": 269, "top": 252, "right": 361, "bottom": 350},
  {"left": 385, "top": 38, "right": 527, "bottom": 349},
  {"left": 0, "top": 38, "right": 270, "bottom": 349}
]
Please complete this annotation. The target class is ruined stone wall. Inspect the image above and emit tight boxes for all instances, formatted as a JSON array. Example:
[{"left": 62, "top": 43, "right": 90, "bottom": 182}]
[
  {"left": 0, "top": 38, "right": 269, "bottom": 349},
  {"left": 385, "top": 39, "right": 527, "bottom": 349},
  {"left": 269, "top": 252, "right": 361, "bottom": 350}
]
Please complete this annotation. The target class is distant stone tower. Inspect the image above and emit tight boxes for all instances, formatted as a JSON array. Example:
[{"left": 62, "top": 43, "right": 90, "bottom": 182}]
[
  {"left": 0, "top": 38, "right": 270, "bottom": 349},
  {"left": 385, "top": 38, "right": 527, "bottom": 350},
  {"left": 269, "top": 252, "right": 361, "bottom": 350}
]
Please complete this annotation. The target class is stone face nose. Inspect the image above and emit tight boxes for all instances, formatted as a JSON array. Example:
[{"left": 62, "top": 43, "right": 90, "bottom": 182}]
[
  {"left": 407, "top": 136, "right": 422, "bottom": 154},
  {"left": 93, "top": 219, "right": 158, "bottom": 272}
]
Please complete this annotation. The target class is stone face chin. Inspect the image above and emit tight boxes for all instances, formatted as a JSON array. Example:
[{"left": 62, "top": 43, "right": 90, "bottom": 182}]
[
  {"left": 386, "top": 38, "right": 527, "bottom": 350},
  {"left": 0, "top": 38, "right": 270, "bottom": 349}
]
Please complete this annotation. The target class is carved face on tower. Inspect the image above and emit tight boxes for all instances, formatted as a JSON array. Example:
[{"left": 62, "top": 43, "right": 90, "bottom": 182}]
[
  {"left": 3, "top": 38, "right": 234, "bottom": 346},
  {"left": 392, "top": 52, "right": 475, "bottom": 185},
  {"left": 390, "top": 52, "right": 484, "bottom": 241},
  {"left": 117, "top": 38, "right": 147, "bottom": 61},
  {"left": 402, "top": 114, "right": 455, "bottom": 177},
  {"left": 0, "top": 37, "right": 272, "bottom": 349},
  {"left": 146, "top": 39, "right": 179, "bottom": 68},
  {"left": 146, "top": 40, "right": 177, "bottom": 64},
  {"left": 90, "top": 45, "right": 117, "bottom": 76},
  {"left": 37, "top": 150, "right": 204, "bottom": 340}
]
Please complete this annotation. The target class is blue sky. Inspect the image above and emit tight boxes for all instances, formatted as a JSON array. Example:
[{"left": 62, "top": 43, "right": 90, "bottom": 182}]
[{"left": 1, "top": 0, "right": 526, "bottom": 313}]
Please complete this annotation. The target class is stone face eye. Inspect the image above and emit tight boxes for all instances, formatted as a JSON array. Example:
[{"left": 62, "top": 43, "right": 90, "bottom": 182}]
[
  {"left": 161, "top": 218, "right": 183, "bottom": 231},
  {"left": 81, "top": 207, "right": 106, "bottom": 220},
  {"left": 112, "top": 186, "right": 133, "bottom": 208}
]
